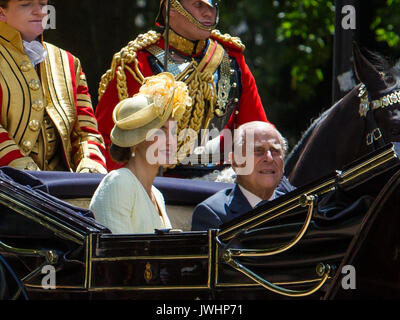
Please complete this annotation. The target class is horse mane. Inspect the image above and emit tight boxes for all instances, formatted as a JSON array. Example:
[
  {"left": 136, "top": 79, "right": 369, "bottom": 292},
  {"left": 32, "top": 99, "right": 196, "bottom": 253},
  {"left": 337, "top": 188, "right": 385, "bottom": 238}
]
[
  {"left": 284, "top": 102, "right": 338, "bottom": 175},
  {"left": 363, "top": 49, "right": 400, "bottom": 86}
]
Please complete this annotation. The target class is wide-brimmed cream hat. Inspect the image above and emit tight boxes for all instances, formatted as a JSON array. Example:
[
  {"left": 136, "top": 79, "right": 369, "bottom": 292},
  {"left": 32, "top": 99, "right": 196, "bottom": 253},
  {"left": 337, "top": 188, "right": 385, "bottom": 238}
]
[{"left": 111, "top": 72, "right": 191, "bottom": 148}]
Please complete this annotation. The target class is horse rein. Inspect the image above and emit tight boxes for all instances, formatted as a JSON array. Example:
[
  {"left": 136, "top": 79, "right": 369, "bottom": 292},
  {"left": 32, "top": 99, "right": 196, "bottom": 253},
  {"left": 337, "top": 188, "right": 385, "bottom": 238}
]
[{"left": 358, "top": 83, "right": 399, "bottom": 150}]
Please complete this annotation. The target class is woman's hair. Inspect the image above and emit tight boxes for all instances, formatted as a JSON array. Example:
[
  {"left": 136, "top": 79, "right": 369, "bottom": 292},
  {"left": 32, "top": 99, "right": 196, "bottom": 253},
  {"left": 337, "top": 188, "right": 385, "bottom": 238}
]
[{"left": 109, "top": 143, "right": 131, "bottom": 164}]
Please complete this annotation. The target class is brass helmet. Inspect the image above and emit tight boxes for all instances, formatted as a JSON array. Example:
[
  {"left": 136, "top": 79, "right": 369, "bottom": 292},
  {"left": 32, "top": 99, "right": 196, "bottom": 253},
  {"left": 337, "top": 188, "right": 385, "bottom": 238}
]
[{"left": 156, "top": 0, "right": 220, "bottom": 31}]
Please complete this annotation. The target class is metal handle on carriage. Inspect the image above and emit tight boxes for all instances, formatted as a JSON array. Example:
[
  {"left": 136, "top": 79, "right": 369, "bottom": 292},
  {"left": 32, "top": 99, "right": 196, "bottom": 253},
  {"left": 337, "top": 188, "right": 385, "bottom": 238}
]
[
  {"left": 0, "top": 239, "right": 59, "bottom": 300},
  {"left": 224, "top": 255, "right": 332, "bottom": 297},
  {"left": 0, "top": 239, "right": 58, "bottom": 264},
  {"left": 225, "top": 194, "right": 316, "bottom": 258},
  {"left": 221, "top": 194, "right": 328, "bottom": 297}
]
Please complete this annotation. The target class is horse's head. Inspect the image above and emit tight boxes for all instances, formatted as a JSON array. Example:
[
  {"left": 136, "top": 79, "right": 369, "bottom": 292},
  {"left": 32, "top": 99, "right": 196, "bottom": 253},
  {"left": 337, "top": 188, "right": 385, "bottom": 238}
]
[
  {"left": 285, "top": 43, "right": 400, "bottom": 187},
  {"left": 353, "top": 42, "right": 400, "bottom": 151}
]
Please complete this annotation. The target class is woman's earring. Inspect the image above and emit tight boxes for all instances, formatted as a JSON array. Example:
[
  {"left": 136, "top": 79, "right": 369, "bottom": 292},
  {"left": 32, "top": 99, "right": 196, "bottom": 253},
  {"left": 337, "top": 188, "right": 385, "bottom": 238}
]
[{"left": 130, "top": 146, "right": 136, "bottom": 158}]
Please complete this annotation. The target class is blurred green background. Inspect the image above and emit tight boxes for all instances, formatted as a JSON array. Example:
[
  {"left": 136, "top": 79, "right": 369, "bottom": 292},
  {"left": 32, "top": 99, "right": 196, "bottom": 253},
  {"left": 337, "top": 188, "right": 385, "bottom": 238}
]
[{"left": 44, "top": 0, "right": 400, "bottom": 150}]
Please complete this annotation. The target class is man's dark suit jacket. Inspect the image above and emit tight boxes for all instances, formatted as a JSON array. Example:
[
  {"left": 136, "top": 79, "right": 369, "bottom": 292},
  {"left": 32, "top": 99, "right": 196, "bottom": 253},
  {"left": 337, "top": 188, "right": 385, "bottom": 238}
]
[{"left": 191, "top": 176, "right": 295, "bottom": 231}]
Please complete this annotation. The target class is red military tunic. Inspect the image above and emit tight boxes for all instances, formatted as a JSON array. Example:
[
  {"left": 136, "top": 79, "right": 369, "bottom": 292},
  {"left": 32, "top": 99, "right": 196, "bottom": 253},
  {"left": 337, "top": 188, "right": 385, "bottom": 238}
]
[{"left": 96, "top": 29, "right": 269, "bottom": 170}]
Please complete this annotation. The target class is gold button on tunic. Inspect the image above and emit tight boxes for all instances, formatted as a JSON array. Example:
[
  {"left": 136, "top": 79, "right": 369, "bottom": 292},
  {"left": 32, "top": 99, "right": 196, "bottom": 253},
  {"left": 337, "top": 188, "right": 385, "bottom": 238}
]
[
  {"left": 20, "top": 61, "right": 33, "bottom": 72},
  {"left": 22, "top": 140, "right": 33, "bottom": 153},
  {"left": 29, "top": 120, "right": 40, "bottom": 132},
  {"left": 29, "top": 79, "right": 40, "bottom": 91},
  {"left": 32, "top": 100, "right": 44, "bottom": 111}
]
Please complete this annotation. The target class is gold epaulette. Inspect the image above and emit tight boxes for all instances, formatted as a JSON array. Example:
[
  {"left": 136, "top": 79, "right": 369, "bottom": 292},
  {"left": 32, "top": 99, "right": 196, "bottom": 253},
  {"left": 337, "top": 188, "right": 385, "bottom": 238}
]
[
  {"left": 98, "top": 30, "right": 162, "bottom": 101},
  {"left": 211, "top": 29, "right": 245, "bottom": 52}
]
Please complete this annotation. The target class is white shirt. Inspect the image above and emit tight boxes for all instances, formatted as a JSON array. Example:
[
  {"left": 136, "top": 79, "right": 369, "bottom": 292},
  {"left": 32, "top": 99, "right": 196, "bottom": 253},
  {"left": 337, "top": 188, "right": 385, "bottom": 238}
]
[
  {"left": 89, "top": 168, "right": 172, "bottom": 234},
  {"left": 22, "top": 40, "right": 48, "bottom": 67},
  {"left": 238, "top": 184, "right": 274, "bottom": 209}
]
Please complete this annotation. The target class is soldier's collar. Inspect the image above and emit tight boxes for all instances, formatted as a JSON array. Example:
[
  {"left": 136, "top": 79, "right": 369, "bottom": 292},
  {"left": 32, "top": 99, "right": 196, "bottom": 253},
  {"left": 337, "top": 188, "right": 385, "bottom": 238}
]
[
  {"left": 0, "top": 21, "right": 25, "bottom": 53},
  {"left": 165, "top": 29, "right": 207, "bottom": 56}
]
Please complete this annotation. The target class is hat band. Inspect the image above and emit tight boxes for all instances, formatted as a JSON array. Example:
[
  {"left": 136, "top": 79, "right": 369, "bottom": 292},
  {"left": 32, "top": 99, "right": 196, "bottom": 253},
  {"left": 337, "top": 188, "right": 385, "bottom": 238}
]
[
  {"left": 113, "top": 89, "right": 176, "bottom": 131},
  {"left": 113, "top": 101, "right": 158, "bottom": 130}
]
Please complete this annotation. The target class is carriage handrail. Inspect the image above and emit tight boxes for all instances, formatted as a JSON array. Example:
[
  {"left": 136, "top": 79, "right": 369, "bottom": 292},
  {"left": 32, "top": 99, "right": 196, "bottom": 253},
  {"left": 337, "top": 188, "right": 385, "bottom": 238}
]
[
  {"left": 0, "top": 239, "right": 58, "bottom": 264},
  {"left": 219, "top": 194, "right": 328, "bottom": 298},
  {"left": 224, "top": 194, "right": 316, "bottom": 258},
  {"left": 0, "top": 239, "right": 59, "bottom": 299},
  {"left": 218, "top": 143, "right": 400, "bottom": 242},
  {"left": 224, "top": 256, "right": 332, "bottom": 297}
]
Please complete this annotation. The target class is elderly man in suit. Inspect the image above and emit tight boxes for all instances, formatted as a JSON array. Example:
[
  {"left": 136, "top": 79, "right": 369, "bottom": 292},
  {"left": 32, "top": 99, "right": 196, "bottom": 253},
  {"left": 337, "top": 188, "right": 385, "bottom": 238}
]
[{"left": 191, "top": 121, "right": 295, "bottom": 231}]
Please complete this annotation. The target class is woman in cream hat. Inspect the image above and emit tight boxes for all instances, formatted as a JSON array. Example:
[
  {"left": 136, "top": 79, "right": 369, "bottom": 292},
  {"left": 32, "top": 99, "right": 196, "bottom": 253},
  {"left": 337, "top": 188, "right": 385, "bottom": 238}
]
[{"left": 89, "top": 72, "right": 191, "bottom": 234}]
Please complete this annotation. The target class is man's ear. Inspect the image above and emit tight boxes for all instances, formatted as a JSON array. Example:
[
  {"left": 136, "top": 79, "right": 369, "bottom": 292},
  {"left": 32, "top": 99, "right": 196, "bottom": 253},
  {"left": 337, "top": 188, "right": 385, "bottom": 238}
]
[
  {"left": 229, "top": 152, "right": 239, "bottom": 176},
  {"left": 230, "top": 151, "right": 246, "bottom": 169},
  {"left": 227, "top": 151, "right": 233, "bottom": 165},
  {"left": 169, "top": 8, "right": 178, "bottom": 18},
  {"left": 0, "top": 8, "right": 7, "bottom": 22}
]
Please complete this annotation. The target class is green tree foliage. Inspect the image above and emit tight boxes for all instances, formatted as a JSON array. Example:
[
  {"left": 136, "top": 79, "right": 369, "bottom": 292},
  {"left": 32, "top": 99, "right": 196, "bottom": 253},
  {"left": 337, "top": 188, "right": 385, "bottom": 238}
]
[
  {"left": 274, "top": 0, "right": 335, "bottom": 100},
  {"left": 371, "top": 0, "right": 400, "bottom": 53},
  {"left": 217, "top": 0, "right": 336, "bottom": 146}
]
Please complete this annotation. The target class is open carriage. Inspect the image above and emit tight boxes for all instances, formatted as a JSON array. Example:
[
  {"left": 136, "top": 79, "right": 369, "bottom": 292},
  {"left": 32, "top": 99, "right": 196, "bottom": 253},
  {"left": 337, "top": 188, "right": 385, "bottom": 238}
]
[
  {"left": 1, "top": 142, "right": 400, "bottom": 300},
  {"left": 2, "top": 37, "right": 400, "bottom": 300}
]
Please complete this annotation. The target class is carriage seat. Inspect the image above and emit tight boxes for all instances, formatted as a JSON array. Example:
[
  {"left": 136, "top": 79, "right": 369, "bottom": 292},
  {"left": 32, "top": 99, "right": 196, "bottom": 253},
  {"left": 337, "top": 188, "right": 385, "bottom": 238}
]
[{"left": 3, "top": 168, "right": 233, "bottom": 232}]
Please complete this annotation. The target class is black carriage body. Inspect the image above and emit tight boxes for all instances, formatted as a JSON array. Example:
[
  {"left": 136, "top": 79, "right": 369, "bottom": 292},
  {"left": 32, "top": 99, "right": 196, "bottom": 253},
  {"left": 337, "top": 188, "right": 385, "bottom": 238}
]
[{"left": 1, "top": 144, "right": 400, "bottom": 300}]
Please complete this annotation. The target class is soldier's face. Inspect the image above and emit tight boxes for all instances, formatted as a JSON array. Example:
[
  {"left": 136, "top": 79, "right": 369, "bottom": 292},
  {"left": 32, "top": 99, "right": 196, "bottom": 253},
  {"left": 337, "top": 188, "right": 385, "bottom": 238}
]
[
  {"left": 170, "top": 0, "right": 217, "bottom": 41},
  {"left": 0, "top": 0, "right": 48, "bottom": 42}
]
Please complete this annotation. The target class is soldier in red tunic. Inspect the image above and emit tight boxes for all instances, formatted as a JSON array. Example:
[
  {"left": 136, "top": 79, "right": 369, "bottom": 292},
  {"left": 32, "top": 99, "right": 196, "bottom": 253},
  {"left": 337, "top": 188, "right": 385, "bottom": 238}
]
[
  {"left": 0, "top": 0, "right": 107, "bottom": 173},
  {"left": 96, "top": 0, "right": 270, "bottom": 173}
]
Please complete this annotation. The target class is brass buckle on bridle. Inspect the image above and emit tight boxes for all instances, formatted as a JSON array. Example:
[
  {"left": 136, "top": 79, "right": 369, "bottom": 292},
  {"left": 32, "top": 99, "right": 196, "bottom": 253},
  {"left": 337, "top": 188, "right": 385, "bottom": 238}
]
[{"left": 366, "top": 128, "right": 383, "bottom": 146}]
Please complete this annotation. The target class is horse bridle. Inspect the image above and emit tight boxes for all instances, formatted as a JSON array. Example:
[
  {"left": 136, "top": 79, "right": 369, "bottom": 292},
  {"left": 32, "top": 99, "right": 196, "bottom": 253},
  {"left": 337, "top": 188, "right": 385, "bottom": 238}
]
[{"left": 358, "top": 83, "right": 400, "bottom": 150}]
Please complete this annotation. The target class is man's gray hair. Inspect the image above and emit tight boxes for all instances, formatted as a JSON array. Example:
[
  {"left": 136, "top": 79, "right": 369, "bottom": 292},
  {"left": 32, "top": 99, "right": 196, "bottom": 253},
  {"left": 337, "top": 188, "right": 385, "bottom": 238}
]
[{"left": 233, "top": 121, "right": 289, "bottom": 158}]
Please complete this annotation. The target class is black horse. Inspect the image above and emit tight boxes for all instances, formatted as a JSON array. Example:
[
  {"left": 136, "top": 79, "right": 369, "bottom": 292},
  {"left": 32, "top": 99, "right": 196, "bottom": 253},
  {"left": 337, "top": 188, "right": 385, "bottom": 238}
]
[{"left": 285, "top": 43, "right": 400, "bottom": 187}]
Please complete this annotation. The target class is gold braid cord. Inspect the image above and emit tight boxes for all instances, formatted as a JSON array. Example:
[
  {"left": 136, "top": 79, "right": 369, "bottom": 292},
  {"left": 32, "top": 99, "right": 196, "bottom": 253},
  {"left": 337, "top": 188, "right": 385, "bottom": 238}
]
[
  {"left": 98, "top": 30, "right": 162, "bottom": 101},
  {"left": 211, "top": 29, "right": 246, "bottom": 52},
  {"left": 98, "top": 30, "right": 238, "bottom": 166},
  {"left": 174, "top": 62, "right": 217, "bottom": 165}
]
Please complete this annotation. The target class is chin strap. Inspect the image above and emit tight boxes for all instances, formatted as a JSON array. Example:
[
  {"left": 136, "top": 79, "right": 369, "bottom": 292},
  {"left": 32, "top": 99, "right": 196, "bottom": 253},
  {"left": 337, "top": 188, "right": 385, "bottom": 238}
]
[
  {"left": 164, "top": 0, "right": 171, "bottom": 71},
  {"left": 170, "top": 0, "right": 218, "bottom": 31}
]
